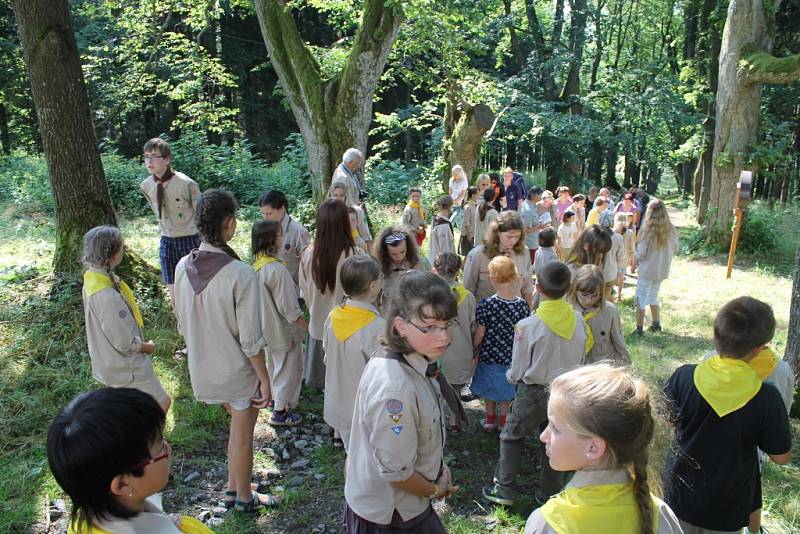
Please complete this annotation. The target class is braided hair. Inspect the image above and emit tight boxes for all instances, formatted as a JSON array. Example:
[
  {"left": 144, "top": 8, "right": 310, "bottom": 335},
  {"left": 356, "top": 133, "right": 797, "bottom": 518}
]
[
  {"left": 82, "top": 225, "right": 124, "bottom": 293},
  {"left": 195, "top": 189, "right": 240, "bottom": 260},
  {"left": 549, "top": 364, "right": 657, "bottom": 534}
]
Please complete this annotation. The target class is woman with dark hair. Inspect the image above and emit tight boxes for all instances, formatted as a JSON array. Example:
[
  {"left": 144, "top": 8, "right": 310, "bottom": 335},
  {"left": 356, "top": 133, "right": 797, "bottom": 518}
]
[
  {"left": 373, "top": 226, "right": 430, "bottom": 314},
  {"left": 300, "top": 199, "right": 367, "bottom": 390},
  {"left": 463, "top": 211, "right": 534, "bottom": 306},
  {"left": 345, "top": 271, "right": 462, "bottom": 532}
]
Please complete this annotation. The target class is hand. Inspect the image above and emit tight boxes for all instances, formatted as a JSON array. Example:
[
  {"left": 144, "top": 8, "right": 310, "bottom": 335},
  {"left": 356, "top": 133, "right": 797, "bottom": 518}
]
[
  {"left": 435, "top": 468, "right": 459, "bottom": 499},
  {"left": 141, "top": 340, "right": 156, "bottom": 354},
  {"left": 252, "top": 380, "right": 272, "bottom": 409}
]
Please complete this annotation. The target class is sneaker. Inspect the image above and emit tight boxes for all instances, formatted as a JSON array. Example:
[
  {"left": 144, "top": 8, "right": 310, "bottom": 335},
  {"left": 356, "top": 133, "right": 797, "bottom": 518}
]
[
  {"left": 269, "top": 410, "right": 303, "bottom": 427},
  {"left": 480, "top": 419, "right": 496, "bottom": 432},
  {"left": 648, "top": 324, "right": 662, "bottom": 332},
  {"left": 630, "top": 328, "right": 644, "bottom": 337},
  {"left": 482, "top": 483, "right": 515, "bottom": 506}
]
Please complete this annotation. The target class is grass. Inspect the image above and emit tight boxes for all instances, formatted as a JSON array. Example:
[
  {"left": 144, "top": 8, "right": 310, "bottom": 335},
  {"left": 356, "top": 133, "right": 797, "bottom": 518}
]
[{"left": 1, "top": 199, "right": 799, "bottom": 533}]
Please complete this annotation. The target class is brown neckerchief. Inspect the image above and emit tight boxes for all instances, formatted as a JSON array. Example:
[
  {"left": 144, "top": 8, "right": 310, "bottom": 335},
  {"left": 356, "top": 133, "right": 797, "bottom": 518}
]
[
  {"left": 379, "top": 350, "right": 469, "bottom": 428},
  {"left": 154, "top": 167, "right": 175, "bottom": 220},
  {"left": 432, "top": 215, "right": 454, "bottom": 236},
  {"left": 184, "top": 249, "right": 235, "bottom": 294}
]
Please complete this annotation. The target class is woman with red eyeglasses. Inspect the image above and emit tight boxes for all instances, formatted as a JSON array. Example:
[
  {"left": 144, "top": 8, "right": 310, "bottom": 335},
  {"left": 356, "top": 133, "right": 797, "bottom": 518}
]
[{"left": 48, "top": 388, "right": 213, "bottom": 533}]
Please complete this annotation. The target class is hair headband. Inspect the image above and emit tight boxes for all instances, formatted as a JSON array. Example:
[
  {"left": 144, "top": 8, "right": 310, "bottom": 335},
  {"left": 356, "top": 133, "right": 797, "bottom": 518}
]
[{"left": 384, "top": 232, "right": 407, "bottom": 245}]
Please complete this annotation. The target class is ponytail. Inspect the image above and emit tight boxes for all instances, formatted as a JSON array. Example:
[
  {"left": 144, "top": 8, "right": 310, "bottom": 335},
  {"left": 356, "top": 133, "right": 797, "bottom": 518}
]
[{"left": 479, "top": 188, "right": 495, "bottom": 221}]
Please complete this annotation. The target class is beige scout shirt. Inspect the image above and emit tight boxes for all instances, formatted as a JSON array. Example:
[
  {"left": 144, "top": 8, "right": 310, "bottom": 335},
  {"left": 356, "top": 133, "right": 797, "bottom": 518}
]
[
  {"left": 345, "top": 350, "right": 446, "bottom": 524},
  {"left": 94, "top": 496, "right": 183, "bottom": 534},
  {"left": 427, "top": 217, "right": 454, "bottom": 263},
  {"left": 440, "top": 290, "right": 477, "bottom": 385},
  {"left": 380, "top": 258, "right": 429, "bottom": 314},
  {"left": 463, "top": 245, "right": 533, "bottom": 302},
  {"left": 352, "top": 204, "right": 372, "bottom": 243},
  {"left": 472, "top": 207, "right": 498, "bottom": 246},
  {"left": 299, "top": 245, "right": 367, "bottom": 339},
  {"left": 278, "top": 213, "right": 310, "bottom": 289},
  {"left": 507, "top": 311, "right": 586, "bottom": 386},
  {"left": 603, "top": 231, "right": 625, "bottom": 283},
  {"left": 579, "top": 302, "right": 630, "bottom": 365},
  {"left": 322, "top": 299, "right": 385, "bottom": 433},
  {"left": 524, "top": 469, "right": 684, "bottom": 534},
  {"left": 174, "top": 243, "right": 266, "bottom": 404},
  {"left": 82, "top": 267, "right": 150, "bottom": 387},
  {"left": 139, "top": 171, "right": 201, "bottom": 238},
  {"left": 635, "top": 231, "right": 679, "bottom": 282},
  {"left": 462, "top": 201, "right": 477, "bottom": 242},
  {"left": 401, "top": 205, "right": 426, "bottom": 237},
  {"left": 331, "top": 164, "right": 363, "bottom": 207},
  {"left": 256, "top": 260, "right": 303, "bottom": 353}
]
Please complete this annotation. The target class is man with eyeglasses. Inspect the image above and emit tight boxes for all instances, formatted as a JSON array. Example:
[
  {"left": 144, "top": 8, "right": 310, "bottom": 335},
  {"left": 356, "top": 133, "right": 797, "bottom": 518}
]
[{"left": 139, "top": 138, "right": 202, "bottom": 307}]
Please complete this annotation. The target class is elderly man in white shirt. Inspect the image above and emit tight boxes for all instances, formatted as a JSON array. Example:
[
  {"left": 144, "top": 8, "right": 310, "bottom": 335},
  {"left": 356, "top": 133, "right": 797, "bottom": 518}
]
[{"left": 330, "top": 148, "right": 366, "bottom": 207}]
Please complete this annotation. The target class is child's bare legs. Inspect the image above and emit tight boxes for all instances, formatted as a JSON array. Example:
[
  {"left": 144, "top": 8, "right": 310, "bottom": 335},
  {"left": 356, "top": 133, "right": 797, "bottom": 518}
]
[
  {"left": 616, "top": 273, "right": 624, "bottom": 301},
  {"left": 498, "top": 401, "right": 510, "bottom": 430},
  {"left": 227, "top": 404, "right": 259, "bottom": 501},
  {"left": 748, "top": 509, "right": 761, "bottom": 533},
  {"left": 636, "top": 305, "right": 646, "bottom": 330},
  {"left": 159, "top": 396, "right": 172, "bottom": 414},
  {"left": 650, "top": 304, "right": 660, "bottom": 324}
]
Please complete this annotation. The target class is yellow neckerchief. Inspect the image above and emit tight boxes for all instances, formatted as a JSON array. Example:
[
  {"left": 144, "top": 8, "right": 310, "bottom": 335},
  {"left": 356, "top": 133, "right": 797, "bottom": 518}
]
[
  {"left": 351, "top": 227, "right": 360, "bottom": 239},
  {"left": 750, "top": 346, "right": 778, "bottom": 380},
  {"left": 453, "top": 283, "right": 469, "bottom": 305},
  {"left": 694, "top": 355, "right": 762, "bottom": 417},
  {"left": 252, "top": 253, "right": 283, "bottom": 272},
  {"left": 330, "top": 303, "right": 378, "bottom": 342},
  {"left": 582, "top": 308, "right": 597, "bottom": 353},
  {"left": 540, "top": 482, "right": 659, "bottom": 534},
  {"left": 68, "top": 515, "right": 213, "bottom": 534},
  {"left": 83, "top": 271, "right": 143, "bottom": 328},
  {"left": 407, "top": 200, "right": 426, "bottom": 221},
  {"left": 537, "top": 298, "right": 578, "bottom": 342}
]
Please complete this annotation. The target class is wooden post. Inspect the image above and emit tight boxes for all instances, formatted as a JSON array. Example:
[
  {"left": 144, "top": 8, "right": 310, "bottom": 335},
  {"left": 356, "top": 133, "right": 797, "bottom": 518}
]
[{"left": 726, "top": 171, "right": 752, "bottom": 279}]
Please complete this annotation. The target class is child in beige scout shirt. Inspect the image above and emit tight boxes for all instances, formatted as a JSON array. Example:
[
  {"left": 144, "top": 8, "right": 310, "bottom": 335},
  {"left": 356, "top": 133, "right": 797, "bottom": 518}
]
[
  {"left": 251, "top": 220, "right": 309, "bottom": 427},
  {"left": 428, "top": 194, "right": 455, "bottom": 265},
  {"left": 346, "top": 206, "right": 368, "bottom": 251},
  {"left": 323, "top": 256, "right": 385, "bottom": 451},
  {"left": 567, "top": 265, "right": 630, "bottom": 365},
  {"left": 345, "top": 272, "right": 459, "bottom": 532},
  {"left": 258, "top": 190, "right": 310, "bottom": 291},
  {"left": 402, "top": 186, "right": 427, "bottom": 246},
  {"left": 483, "top": 261, "right": 586, "bottom": 507},
  {"left": 432, "top": 252, "right": 476, "bottom": 434},
  {"left": 174, "top": 190, "right": 277, "bottom": 512},
  {"left": 373, "top": 227, "right": 431, "bottom": 315},
  {"left": 331, "top": 183, "right": 373, "bottom": 252},
  {"left": 81, "top": 226, "right": 171, "bottom": 413},
  {"left": 139, "top": 138, "right": 201, "bottom": 303}
]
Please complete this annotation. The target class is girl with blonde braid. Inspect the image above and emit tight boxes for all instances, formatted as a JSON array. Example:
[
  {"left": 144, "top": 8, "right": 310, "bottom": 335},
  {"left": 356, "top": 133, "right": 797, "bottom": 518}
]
[
  {"left": 81, "top": 226, "right": 171, "bottom": 413},
  {"left": 525, "top": 364, "right": 683, "bottom": 534}
]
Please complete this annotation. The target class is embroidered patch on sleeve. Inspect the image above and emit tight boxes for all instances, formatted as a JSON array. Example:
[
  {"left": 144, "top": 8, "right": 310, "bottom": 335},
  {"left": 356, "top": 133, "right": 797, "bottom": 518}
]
[
  {"left": 385, "top": 399, "right": 403, "bottom": 414},
  {"left": 119, "top": 310, "right": 128, "bottom": 319},
  {"left": 391, "top": 425, "right": 404, "bottom": 435}
]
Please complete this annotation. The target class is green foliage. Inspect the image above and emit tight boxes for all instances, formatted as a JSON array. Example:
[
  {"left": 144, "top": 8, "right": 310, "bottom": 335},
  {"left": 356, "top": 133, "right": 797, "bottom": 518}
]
[
  {"left": 0, "top": 152, "right": 52, "bottom": 213},
  {"left": 738, "top": 204, "right": 780, "bottom": 255}
]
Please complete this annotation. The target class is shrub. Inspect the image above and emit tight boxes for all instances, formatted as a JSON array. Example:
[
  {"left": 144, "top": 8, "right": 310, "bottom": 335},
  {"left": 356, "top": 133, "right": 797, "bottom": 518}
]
[
  {"left": 738, "top": 202, "right": 779, "bottom": 255},
  {"left": 0, "top": 151, "right": 52, "bottom": 214}
]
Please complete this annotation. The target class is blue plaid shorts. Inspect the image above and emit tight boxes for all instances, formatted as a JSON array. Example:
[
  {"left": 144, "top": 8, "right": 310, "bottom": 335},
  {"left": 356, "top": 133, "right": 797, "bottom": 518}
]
[{"left": 159, "top": 234, "right": 201, "bottom": 284}]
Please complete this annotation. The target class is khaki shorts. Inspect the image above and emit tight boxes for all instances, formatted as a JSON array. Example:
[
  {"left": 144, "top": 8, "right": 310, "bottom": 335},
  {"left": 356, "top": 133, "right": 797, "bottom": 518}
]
[{"left": 125, "top": 374, "right": 169, "bottom": 406}]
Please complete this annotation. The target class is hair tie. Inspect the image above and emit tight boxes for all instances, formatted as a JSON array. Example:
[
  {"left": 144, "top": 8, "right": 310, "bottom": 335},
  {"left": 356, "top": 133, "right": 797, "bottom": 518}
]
[{"left": 384, "top": 232, "right": 407, "bottom": 245}]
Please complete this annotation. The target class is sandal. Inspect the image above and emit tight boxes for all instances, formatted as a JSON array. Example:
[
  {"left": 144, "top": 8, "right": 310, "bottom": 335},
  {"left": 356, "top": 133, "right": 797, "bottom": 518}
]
[
  {"left": 224, "top": 483, "right": 259, "bottom": 508},
  {"left": 331, "top": 436, "right": 344, "bottom": 448},
  {"left": 269, "top": 410, "right": 303, "bottom": 427},
  {"left": 233, "top": 491, "right": 281, "bottom": 512}
]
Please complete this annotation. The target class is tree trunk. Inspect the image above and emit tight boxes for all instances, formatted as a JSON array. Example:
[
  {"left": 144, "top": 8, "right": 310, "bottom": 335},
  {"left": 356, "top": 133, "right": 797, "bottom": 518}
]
[
  {"left": 605, "top": 140, "right": 620, "bottom": 189},
  {"left": 12, "top": 0, "right": 117, "bottom": 277},
  {"left": 502, "top": 0, "right": 524, "bottom": 72},
  {"left": 524, "top": 0, "right": 557, "bottom": 100},
  {"left": 0, "top": 102, "right": 10, "bottom": 154},
  {"left": 254, "top": 0, "right": 404, "bottom": 200},
  {"left": 441, "top": 102, "right": 494, "bottom": 183},
  {"left": 560, "top": 0, "right": 588, "bottom": 114},
  {"left": 787, "top": 246, "right": 800, "bottom": 379},
  {"left": 706, "top": 0, "right": 800, "bottom": 246}
]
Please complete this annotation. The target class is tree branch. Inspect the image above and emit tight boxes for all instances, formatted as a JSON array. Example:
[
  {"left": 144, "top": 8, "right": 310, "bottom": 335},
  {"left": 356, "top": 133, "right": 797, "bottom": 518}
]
[{"left": 740, "top": 49, "right": 800, "bottom": 85}]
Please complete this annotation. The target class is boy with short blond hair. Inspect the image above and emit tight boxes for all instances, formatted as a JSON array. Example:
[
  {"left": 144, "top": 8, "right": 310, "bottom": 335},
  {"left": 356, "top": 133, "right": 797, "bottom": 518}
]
[
  {"left": 140, "top": 138, "right": 201, "bottom": 302},
  {"left": 483, "top": 261, "right": 586, "bottom": 506},
  {"left": 662, "top": 296, "right": 791, "bottom": 534}
]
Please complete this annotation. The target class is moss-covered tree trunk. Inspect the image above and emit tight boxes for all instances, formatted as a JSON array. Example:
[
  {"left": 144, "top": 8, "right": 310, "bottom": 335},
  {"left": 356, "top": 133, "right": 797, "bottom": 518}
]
[
  {"left": 706, "top": 0, "right": 800, "bottom": 246},
  {"left": 12, "top": 0, "right": 117, "bottom": 277},
  {"left": 254, "top": 0, "right": 403, "bottom": 201},
  {"left": 440, "top": 91, "right": 494, "bottom": 188},
  {"left": 787, "top": 246, "right": 800, "bottom": 379}
]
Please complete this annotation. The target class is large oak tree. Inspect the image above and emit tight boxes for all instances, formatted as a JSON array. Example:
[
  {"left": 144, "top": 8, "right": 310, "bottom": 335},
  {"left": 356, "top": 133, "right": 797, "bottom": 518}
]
[{"left": 12, "top": 0, "right": 116, "bottom": 277}]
